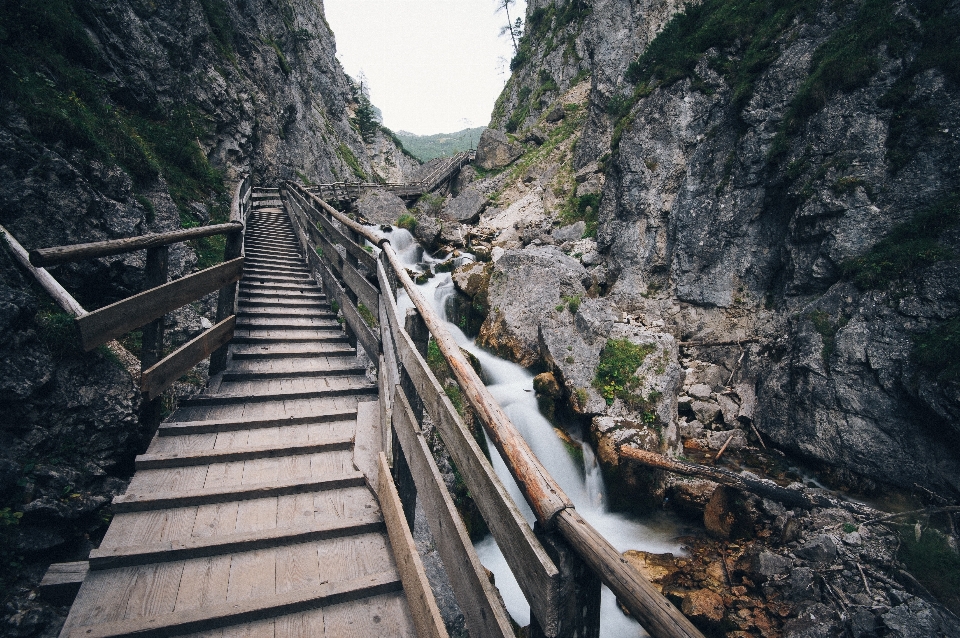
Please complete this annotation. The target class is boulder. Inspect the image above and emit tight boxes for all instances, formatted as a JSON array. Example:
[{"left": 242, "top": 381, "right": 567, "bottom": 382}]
[
  {"left": 553, "top": 221, "right": 586, "bottom": 243},
  {"left": 475, "top": 128, "right": 523, "bottom": 170},
  {"left": 795, "top": 535, "right": 837, "bottom": 564},
  {"left": 688, "top": 383, "right": 712, "bottom": 400},
  {"left": 716, "top": 393, "right": 740, "bottom": 425},
  {"left": 545, "top": 104, "right": 565, "bottom": 123},
  {"left": 680, "top": 589, "right": 725, "bottom": 627},
  {"left": 451, "top": 165, "right": 476, "bottom": 197},
  {"left": 691, "top": 400, "right": 721, "bottom": 424},
  {"left": 441, "top": 185, "right": 487, "bottom": 224},
  {"left": 357, "top": 188, "right": 408, "bottom": 226},
  {"left": 413, "top": 215, "right": 441, "bottom": 251},
  {"left": 735, "top": 382, "right": 757, "bottom": 423},
  {"left": 452, "top": 261, "right": 492, "bottom": 299},
  {"left": 478, "top": 245, "right": 589, "bottom": 367},
  {"left": 706, "top": 428, "right": 747, "bottom": 451}
]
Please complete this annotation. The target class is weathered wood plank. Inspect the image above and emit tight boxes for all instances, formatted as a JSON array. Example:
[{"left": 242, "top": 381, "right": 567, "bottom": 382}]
[
  {"left": 381, "top": 285, "right": 561, "bottom": 632},
  {"left": 77, "top": 258, "right": 244, "bottom": 351},
  {"left": 112, "top": 472, "right": 366, "bottom": 513},
  {"left": 303, "top": 200, "right": 377, "bottom": 272},
  {"left": 65, "top": 571, "right": 402, "bottom": 638},
  {"left": 391, "top": 388, "right": 515, "bottom": 638},
  {"left": 142, "top": 316, "right": 236, "bottom": 401},
  {"left": 0, "top": 224, "right": 87, "bottom": 317},
  {"left": 376, "top": 453, "right": 448, "bottom": 638},
  {"left": 135, "top": 433, "right": 354, "bottom": 469},
  {"left": 316, "top": 261, "right": 380, "bottom": 362},
  {"left": 89, "top": 510, "right": 384, "bottom": 570},
  {"left": 39, "top": 562, "right": 89, "bottom": 604},
  {"left": 30, "top": 223, "right": 244, "bottom": 267},
  {"left": 157, "top": 409, "right": 357, "bottom": 436},
  {"left": 340, "top": 260, "right": 379, "bottom": 316}
]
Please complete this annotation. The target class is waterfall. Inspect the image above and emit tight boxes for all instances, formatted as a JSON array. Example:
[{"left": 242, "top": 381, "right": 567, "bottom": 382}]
[{"left": 379, "top": 227, "right": 682, "bottom": 637}]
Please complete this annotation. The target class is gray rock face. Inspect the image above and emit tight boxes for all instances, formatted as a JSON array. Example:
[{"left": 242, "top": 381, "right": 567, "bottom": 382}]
[
  {"left": 478, "top": 245, "right": 589, "bottom": 366},
  {"left": 441, "top": 185, "right": 487, "bottom": 224},
  {"left": 357, "top": 189, "right": 409, "bottom": 226},
  {"left": 553, "top": 221, "right": 586, "bottom": 243},
  {"left": 475, "top": 128, "right": 522, "bottom": 170}
]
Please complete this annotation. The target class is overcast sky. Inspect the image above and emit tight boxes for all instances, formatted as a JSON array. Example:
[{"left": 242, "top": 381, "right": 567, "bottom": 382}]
[{"left": 324, "top": 0, "right": 527, "bottom": 135}]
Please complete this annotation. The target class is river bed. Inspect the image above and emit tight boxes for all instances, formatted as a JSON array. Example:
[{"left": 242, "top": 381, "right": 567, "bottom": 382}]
[{"left": 381, "top": 227, "right": 685, "bottom": 636}]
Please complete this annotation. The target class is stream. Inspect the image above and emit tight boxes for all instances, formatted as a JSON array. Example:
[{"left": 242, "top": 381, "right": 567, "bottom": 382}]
[{"left": 379, "top": 227, "right": 683, "bottom": 637}]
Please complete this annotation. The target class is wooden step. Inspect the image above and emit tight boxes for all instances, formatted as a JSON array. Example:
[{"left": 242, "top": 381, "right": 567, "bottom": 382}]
[
  {"left": 242, "top": 272, "right": 314, "bottom": 283},
  {"left": 158, "top": 410, "right": 357, "bottom": 435},
  {"left": 135, "top": 431, "right": 355, "bottom": 469},
  {"left": 239, "top": 282, "right": 322, "bottom": 293},
  {"left": 237, "top": 309, "right": 337, "bottom": 319},
  {"left": 112, "top": 471, "right": 367, "bottom": 512},
  {"left": 230, "top": 335, "right": 347, "bottom": 345},
  {"left": 180, "top": 383, "right": 376, "bottom": 407},
  {"left": 222, "top": 364, "right": 367, "bottom": 381},
  {"left": 62, "top": 571, "right": 403, "bottom": 638},
  {"left": 238, "top": 289, "right": 325, "bottom": 299},
  {"left": 229, "top": 347, "right": 355, "bottom": 360},
  {"left": 88, "top": 510, "right": 385, "bottom": 570},
  {"left": 237, "top": 301, "right": 328, "bottom": 311}
]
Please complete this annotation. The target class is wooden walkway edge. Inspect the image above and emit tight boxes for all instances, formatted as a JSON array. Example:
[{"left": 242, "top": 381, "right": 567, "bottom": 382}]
[{"left": 58, "top": 192, "right": 439, "bottom": 637}]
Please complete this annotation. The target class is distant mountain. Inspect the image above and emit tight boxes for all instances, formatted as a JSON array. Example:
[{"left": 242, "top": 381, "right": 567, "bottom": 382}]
[{"left": 394, "top": 127, "right": 486, "bottom": 162}]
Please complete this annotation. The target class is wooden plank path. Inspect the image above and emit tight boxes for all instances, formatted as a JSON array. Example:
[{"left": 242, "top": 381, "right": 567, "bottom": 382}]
[{"left": 59, "top": 192, "right": 423, "bottom": 637}]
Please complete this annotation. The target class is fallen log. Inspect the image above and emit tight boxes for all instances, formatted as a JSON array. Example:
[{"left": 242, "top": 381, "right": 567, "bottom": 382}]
[{"left": 619, "top": 447, "right": 832, "bottom": 510}]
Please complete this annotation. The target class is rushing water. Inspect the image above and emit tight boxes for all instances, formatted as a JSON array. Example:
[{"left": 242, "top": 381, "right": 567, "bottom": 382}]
[{"left": 379, "top": 227, "right": 683, "bottom": 637}]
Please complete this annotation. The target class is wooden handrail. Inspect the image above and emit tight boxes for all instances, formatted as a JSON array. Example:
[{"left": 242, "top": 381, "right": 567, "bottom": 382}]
[
  {"left": 285, "top": 182, "right": 705, "bottom": 638},
  {"left": 29, "top": 222, "right": 244, "bottom": 267},
  {"left": 1, "top": 224, "right": 87, "bottom": 317}
]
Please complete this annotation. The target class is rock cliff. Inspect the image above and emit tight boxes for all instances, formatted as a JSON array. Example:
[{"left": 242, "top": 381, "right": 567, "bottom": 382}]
[
  {"left": 0, "top": 0, "right": 413, "bottom": 632},
  {"left": 469, "top": 0, "right": 960, "bottom": 498}
]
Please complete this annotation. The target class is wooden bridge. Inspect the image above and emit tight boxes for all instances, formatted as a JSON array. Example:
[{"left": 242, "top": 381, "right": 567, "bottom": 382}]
[
  {"left": 5, "top": 172, "right": 706, "bottom": 638},
  {"left": 306, "top": 151, "right": 474, "bottom": 202}
]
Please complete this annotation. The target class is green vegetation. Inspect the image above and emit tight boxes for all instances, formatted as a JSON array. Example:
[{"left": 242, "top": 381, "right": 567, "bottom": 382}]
[
  {"left": 36, "top": 307, "right": 83, "bottom": 361},
  {"left": 511, "top": 0, "right": 591, "bottom": 72},
  {"left": 808, "top": 309, "right": 848, "bottom": 367},
  {"left": 839, "top": 195, "right": 959, "bottom": 289},
  {"left": 623, "top": 0, "right": 820, "bottom": 137},
  {"left": 378, "top": 125, "right": 418, "bottom": 161},
  {"left": 0, "top": 0, "right": 228, "bottom": 244},
  {"left": 262, "top": 37, "right": 291, "bottom": 75},
  {"left": 397, "top": 213, "right": 417, "bottom": 231},
  {"left": 561, "top": 294, "right": 581, "bottom": 314},
  {"left": 350, "top": 78, "right": 379, "bottom": 142},
  {"left": 593, "top": 338, "right": 656, "bottom": 410},
  {"left": 393, "top": 127, "right": 484, "bottom": 162},
  {"left": 337, "top": 143, "right": 368, "bottom": 181},
  {"left": 560, "top": 192, "right": 600, "bottom": 238},
  {"left": 914, "top": 317, "right": 960, "bottom": 381},
  {"left": 897, "top": 521, "right": 960, "bottom": 614},
  {"left": 198, "top": 0, "right": 237, "bottom": 62},
  {"left": 357, "top": 302, "right": 378, "bottom": 328}
]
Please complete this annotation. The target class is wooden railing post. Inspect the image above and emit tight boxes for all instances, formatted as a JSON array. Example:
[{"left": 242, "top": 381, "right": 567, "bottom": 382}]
[
  {"left": 140, "top": 245, "right": 168, "bottom": 431},
  {"left": 209, "top": 227, "right": 243, "bottom": 375},
  {"left": 530, "top": 523, "right": 601, "bottom": 638}
]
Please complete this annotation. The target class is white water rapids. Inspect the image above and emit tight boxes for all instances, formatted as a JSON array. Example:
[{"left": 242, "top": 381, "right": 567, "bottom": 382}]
[{"left": 380, "top": 227, "right": 684, "bottom": 637}]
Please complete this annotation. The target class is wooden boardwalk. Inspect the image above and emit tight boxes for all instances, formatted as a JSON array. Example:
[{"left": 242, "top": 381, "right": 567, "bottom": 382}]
[{"left": 59, "top": 191, "right": 418, "bottom": 637}]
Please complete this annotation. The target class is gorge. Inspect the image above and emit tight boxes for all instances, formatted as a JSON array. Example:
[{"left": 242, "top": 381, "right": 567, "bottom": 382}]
[{"left": 1, "top": 0, "right": 960, "bottom": 637}]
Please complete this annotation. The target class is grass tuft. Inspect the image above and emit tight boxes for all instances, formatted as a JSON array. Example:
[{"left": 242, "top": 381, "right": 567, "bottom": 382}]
[{"left": 593, "top": 338, "right": 656, "bottom": 411}]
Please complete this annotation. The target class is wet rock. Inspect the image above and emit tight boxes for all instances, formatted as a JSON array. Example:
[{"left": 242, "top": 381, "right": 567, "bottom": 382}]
[
  {"left": 781, "top": 602, "right": 840, "bottom": 637},
  {"left": 533, "top": 372, "right": 561, "bottom": 399},
  {"left": 679, "top": 419, "right": 704, "bottom": 439},
  {"left": 882, "top": 597, "right": 960, "bottom": 637},
  {"left": 666, "top": 478, "right": 717, "bottom": 517},
  {"left": 413, "top": 215, "right": 441, "bottom": 250},
  {"left": 704, "top": 485, "right": 760, "bottom": 539},
  {"left": 691, "top": 400, "right": 721, "bottom": 425},
  {"left": 357, "top": 189, "right": 409, "bottom": 226},
  {"left": 717, "top": 393, "right": 740, "bottom": 425},
  {"left": 795, "top": 535, "right": 837, "bottom": 565},
  {"left": 706, "top": 428, "right": 748, "bottom": 451},
  {"left": 743, "top": 550, "right": 792, "bottom": 582},
  {"left": 680, "top": 588, "right": 725, "bottom": 628},
  {"left": 441, "top": 185, "right": 486, "bottom": 224},
  {"left": 622, "top": 551, "right": 678, "bottom": 593},
  {"left": 452, "top": 261, "right": 492, "bottom": 300},
  {"left": 475, "top": 128, "right": 522, "bottom": 170}
]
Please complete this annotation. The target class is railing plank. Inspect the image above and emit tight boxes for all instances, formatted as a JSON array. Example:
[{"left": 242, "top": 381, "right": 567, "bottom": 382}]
[
  {"left": 341, "top": 259, "right": 379, "bottom": 316},
  {"left": 391, "top": 388, "right": 515, "bottom": 638},
  {"left": 316, "top": 260, "right": 380, "bottom": 363},
  {"left": 76, "top": 257, "right": 243, "bottom": 351},
  {"left": 29, "top": 222, "right": 244, "bottom": 267},
  {"left": 141, "top": 316, "right": 236, "bottom": 401},
  {"left": 376, "top": 452, "right": 449, "bottom": 638},
  {"left": 379, "top": 277, "right": 562, "bottom": 633},
  {"left": 303, "top": 199, "right": 377, "bottom": 271}
]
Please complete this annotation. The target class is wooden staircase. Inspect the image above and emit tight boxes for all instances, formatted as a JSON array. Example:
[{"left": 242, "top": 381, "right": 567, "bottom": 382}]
[{"left": 58, "top": 189, "right": 419, "bottom": 637}]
